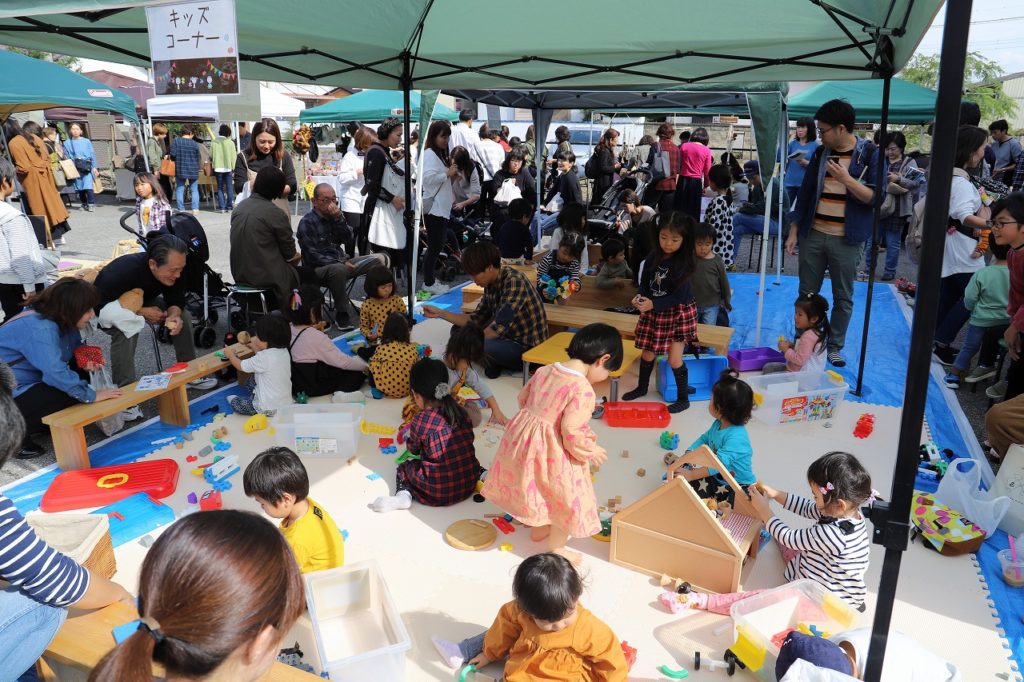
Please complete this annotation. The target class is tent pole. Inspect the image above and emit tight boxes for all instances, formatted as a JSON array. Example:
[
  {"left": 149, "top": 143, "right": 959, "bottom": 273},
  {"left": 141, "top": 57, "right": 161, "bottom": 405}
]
[
  {"left": 753, "top": 174, "right": 773, "bottom": 347},
  {"left": 775, "top": 101, "right": 786, "bottom": 285},
  {"left": 853, "top": 75, "right": 892, "bottom": 397},
  {"left": 401, "top": 54, "right": 416, "bottom": 319},
  {"left": 137, "top": 122, "right": 150, "bottom": 173},
  {"left": 862, "top": 3, "right": 972, "bottom": 680}
]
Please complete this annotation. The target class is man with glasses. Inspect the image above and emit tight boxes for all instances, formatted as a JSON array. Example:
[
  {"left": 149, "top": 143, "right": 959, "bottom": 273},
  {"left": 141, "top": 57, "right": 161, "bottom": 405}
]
[
  {"left": 297, "top": 183, "right": 389, "bottom": 329},
  {"left": 785, "top": 99, "right": 879, "bottom": 368}
]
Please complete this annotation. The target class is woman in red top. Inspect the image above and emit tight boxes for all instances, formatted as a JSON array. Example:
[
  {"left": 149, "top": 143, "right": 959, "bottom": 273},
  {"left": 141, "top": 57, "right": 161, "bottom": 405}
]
[{"left": 675, "top": 127, "right": 713, "bottom": 220}]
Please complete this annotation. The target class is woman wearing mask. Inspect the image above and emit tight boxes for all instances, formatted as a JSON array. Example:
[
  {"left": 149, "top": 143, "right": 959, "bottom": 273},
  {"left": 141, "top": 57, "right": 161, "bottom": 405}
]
[
  {"left": 63, "top": 123, "right": 98, "bottom": 212},
  {"left": 419, "top": 120, "right": 457, "bottom": 295},
  {"left": 339, "top": 126, "right": 372, "bottom": 256}
]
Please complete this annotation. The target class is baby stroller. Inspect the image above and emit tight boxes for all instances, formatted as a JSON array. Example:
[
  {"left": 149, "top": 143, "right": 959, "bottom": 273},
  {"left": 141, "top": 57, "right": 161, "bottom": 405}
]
[
  {"left": 418, "top": 223, "right": 466, "bottom": 283},
  {"left": 118, "top": 210, "right": 229, "bottom": 348},
  {"left": 585, "top": 169, "right": 652, "bottom": 243}
]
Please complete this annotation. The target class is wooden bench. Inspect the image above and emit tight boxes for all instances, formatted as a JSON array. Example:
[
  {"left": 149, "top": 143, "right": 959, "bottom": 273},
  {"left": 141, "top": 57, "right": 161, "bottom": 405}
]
[
  {"left": 40, "top": 601, "right": 319, "bottom": 681},
  {"left": 461, "top": 275, "right": 637, "bottom": 310},
  {"left": 460, "top": 300, "right": 734, "bottom": 356},
  {"left": 41, "top": 344, "right": 252, "bottom": 471}
]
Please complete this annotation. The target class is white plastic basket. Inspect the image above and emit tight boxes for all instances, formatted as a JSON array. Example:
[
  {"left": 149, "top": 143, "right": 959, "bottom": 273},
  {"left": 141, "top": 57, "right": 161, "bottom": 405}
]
[
  {"left": 744, "top": 370, "right": 848, "bottom": 425},
  {"left": 275, "top": 403, "right": 363, "bottom": 458}
]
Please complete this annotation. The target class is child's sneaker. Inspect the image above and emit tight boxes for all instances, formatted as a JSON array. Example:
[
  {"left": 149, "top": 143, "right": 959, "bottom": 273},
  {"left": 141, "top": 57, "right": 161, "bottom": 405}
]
[
  {"left": 430, "top": 635, "right": 464, "bottom": 669},
  {"left": 943, "top": 372, "right": 961, "bottom": 390},
  {"left": 658, "top": 590, "right": 708, "bottom": 613}
]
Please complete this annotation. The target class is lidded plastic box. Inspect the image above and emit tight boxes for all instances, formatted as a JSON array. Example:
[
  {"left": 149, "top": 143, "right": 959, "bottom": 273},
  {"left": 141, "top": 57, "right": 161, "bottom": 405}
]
[
  {"left": 728, "top": 579, "right": 859, "bottom": 678},
  {"left": 275, "top": 403, "right": 363, "bottom": 457},
  {"left": 743, "top": 370, "right": 848, "bottom": 424},
  {"left": 304, "top": 560, "right": 411, "bottom": 681}
]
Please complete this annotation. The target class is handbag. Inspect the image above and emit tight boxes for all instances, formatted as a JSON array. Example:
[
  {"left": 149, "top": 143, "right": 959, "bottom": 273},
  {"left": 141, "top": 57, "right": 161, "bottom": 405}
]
[
  {"left": 69, "top": 141, "right": 93, "bottom": 175},
  {"left": 202, "top": 160, "right": 212, "bottom": 177},
  {"left": 494, "top": 178, "right": 522, "bottom": 205},
  {"left": 879, "top": 158, "right": 908, "bottom": 219},
  {"left": 160, "top": 157, "right": 176, "bottom": 176},
  {"left": 59, "top": 158, "right": 80, "bottom": 181},
  {"left": 368, "top": 164, "right": 407, "bottom": 249},
  {"left": 93, "top": 175, "right": 104, "bottom": 194}
]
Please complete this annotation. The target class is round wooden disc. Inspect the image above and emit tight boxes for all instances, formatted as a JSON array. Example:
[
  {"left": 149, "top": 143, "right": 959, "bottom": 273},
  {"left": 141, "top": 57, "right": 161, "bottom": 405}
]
[{"left": 445, "top": 519, "right": 497, "bottom": 551}]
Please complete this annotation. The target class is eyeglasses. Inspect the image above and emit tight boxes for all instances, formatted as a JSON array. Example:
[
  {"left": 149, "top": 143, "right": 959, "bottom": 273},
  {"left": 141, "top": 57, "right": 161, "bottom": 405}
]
[
  {"left": 318, "top": 196, "right": 339, "bottom": 204},
  {"left": 992, "top": 220, "right": 1020, "bottom": 229},
  {"left": 816, "top": 125, "right": 833, "bottom": 135}
]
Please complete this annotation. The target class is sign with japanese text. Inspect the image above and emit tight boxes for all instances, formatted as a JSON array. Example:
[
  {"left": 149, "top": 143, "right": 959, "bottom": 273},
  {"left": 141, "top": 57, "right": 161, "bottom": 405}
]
[{"left": 146, "top": 0, "right": 240, "bottom": 96}]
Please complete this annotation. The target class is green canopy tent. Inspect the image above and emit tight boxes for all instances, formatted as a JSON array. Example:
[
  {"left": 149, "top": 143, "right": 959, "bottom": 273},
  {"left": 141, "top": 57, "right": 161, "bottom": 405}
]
[
  {"left": 0, "top": 3, "right": 980, "bottom": 679},
  {"left": 300, "top": 89, "right": 458, "bottom": 124},
  {"left": 0, "top": 48, "right": 138, "bottom": 121},
  {"left": 789, "top": 78, "right": 938, "bottom": 124}
]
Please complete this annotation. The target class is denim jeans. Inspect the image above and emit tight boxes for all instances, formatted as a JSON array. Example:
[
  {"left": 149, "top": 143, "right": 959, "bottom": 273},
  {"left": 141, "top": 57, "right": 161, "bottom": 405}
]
[
  {"left": 797, "top": 228, "right": 861, "bottom": 351},
  {"left": 698, "top": 305, "right": 719, "bottom": 325},
  {"left": 731, "top": 211, "right": 781, "bottom": 260},
  {"left": 484, "top": 337, "right": 527, "bottom": 374},
  {"left": 458, "top": 632, "right": 486, "bottom": 662},
  {"left": 0, "top": 585, "right": 68, "bottom": 681},
  {"left": 863, "top": 229, "right": 902, "bottom": 276},
  {"left": 175, "top": 177, "right": 201, "bottom": 211},
  {"left": 215, "top": 171, "right": 234, "bottom": 210},
  {"left": 530, "top": 212, "right": 560, "bottom": 245},
  {"left": 952, "top": 324, "right": 987, "bottom": 373}
]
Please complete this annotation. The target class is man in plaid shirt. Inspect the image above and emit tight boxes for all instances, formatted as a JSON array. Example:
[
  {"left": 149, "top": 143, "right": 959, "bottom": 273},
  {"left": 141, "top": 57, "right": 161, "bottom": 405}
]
[{"left": 423, "top": 241, "right": 547, "bottom": 378}]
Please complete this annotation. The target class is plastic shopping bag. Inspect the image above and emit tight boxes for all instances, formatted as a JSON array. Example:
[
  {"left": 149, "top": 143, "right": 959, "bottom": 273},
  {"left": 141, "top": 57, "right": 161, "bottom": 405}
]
[
  {"left": 90, "top": 367, "right": 125, "bottom": 437},
  {"left": 934, "top": 458, "right": 1010, "bottom": 536}
]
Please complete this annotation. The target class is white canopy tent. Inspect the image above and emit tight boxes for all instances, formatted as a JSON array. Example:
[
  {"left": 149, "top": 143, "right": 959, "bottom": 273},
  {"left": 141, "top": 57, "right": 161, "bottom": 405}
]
[{"left": 145, "top": 86, "right": 303, "bottom": 121}]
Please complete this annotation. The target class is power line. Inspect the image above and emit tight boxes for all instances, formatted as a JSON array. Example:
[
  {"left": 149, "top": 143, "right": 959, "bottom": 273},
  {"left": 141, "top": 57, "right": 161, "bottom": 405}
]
[{"left": 928, "top": 14, "right": 1024, "bottom": 29}]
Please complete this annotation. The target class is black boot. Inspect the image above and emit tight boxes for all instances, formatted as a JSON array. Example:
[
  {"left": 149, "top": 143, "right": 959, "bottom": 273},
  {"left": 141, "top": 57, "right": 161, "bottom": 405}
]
[
  {"left": 622, "top": 359, "right": 654, "bottom": 401},
  {"left": 17, "top": 438, "right": 45, "bottom": 459},
  {"left": 668, "top": 364, "right": 692, "bottom": 413}
]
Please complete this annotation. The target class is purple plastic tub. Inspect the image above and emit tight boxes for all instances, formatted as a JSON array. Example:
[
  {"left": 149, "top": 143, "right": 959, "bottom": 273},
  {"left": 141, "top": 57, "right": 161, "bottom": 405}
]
[{"left": 728, "top": 347, "right": 786, "bottom": 372}]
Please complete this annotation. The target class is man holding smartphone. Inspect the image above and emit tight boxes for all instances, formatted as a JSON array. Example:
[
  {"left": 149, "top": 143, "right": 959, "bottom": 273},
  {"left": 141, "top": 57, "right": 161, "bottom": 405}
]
[{"left": 785, "top": 99, "right": 878, "bottom": 368}]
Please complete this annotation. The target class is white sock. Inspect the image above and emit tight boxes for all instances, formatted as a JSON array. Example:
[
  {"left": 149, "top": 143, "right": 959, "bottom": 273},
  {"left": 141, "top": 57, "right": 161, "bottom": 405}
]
[
  {"left": 430, "top": 635, "right": 464, "bottom": 669},
  {"left": 332, "top": 390, "right": 366, "bottom": 404},
  {"left": 371, "top": 490, "right": 412, "bottom": 512}
]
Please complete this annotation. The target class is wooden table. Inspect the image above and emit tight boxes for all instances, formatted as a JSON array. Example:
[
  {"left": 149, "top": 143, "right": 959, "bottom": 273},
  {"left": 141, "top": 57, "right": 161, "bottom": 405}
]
[
  {"left": 42, "top": 601, "right": 319, "bottom": 681},
  {"left": 41, "top": 344, "right": 252, "bottom": 471},
  {"left": 522, "top": 332, "right": 643, "bottom": 401}
]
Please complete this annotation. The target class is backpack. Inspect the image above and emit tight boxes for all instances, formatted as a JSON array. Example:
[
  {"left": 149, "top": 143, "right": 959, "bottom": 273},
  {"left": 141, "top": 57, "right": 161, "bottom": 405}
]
[
  {"left": 584, "top": 149, "right": 600, "bottom": 179},
  {"left": 910, "top": 490, "right": 986, "bottom": 556}
]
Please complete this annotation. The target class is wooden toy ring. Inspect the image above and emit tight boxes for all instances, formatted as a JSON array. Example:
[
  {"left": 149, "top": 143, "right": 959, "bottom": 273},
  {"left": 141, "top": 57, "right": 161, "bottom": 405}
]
[{"left": 96, "top": 473, "right": 129, "bottom": 488}]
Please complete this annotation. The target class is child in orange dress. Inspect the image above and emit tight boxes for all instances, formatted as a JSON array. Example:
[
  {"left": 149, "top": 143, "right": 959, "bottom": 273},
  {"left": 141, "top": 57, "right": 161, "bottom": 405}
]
[
  {"left": 480, "top": 323, "right": 623, "bottom": 565},
  {"left": 431, "top": 553, "right": 629, "bottom": 681}
]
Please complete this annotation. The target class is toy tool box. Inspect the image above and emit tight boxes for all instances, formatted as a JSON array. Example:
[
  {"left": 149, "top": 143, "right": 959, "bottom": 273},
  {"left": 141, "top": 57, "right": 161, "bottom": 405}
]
[
  {"left": 603, "top": 402, "right": 670, "bottom": 428},
  {"left": 276, "top": 403, "right": 364, "bottom": 457},
  {"left": 728, "top": 347, "right": 786, "bottom": 372},
  {"left": 304, "top": 560, "right": 411, "bottom": 681},
  {"left": 728, "top": 579, "right": 859, "bottom": 678},
  {"left": 744, "top": 370, "right": 848, "bottom": 425},
  {"left": 40, "top": 459, "right": 180, "bottom": 512},
  {"left": 92, "top": 493, "right": 176, "bottom": 547},
  {"left": 656, "top": 354, "right": 729, "bottom": 402}
]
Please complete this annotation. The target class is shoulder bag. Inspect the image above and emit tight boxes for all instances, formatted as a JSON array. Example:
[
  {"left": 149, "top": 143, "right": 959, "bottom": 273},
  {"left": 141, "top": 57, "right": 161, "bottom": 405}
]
[
  {"left": 368, "top": 162, "right": 406, "bottom": 250},
  {"left": 69, "top": 140, "right": 93, "bottom": 175}
]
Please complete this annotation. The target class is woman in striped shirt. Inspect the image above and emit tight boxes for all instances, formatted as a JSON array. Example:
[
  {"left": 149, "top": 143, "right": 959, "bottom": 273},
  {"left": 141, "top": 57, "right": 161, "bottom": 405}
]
[
  {"left": 660, "top": 451, "right": 874, "bottom": 614},
  {"left": 0, "top": 363, "right": 132, "bottom": 680}
]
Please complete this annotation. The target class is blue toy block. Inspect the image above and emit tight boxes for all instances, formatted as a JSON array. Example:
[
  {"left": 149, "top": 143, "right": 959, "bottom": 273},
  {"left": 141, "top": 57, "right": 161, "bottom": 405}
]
[
  {"left": 367, "top": 472, "right": 382, "bottom": 481},
  {"left": 210, "top": 479, "right": 233, "bottom": 492},
  {"left": 656, "top": 354, "right": 729, "bottom": 402},
  {"left": 93, "top": 493, "right": 175, "bottom": 547},
  {"left": 341, "top": 529, "right": 350, "bottom": 541},
  {"left": 371, "top": 387, "right": 384, "bottom": 399},
  {"left": 659, "top": 431, "right": 679, "bottom": 449},
  {"left": 380, "top": 445, "right": 397, "bottom": 455},
  {"left": 214, "top": 441, "right": 232, "bottom": 451}
]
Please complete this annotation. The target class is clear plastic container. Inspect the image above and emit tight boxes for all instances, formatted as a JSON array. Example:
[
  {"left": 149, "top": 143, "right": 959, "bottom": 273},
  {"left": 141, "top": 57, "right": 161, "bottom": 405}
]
[
  {"left": 728, "top": 579, "right": 859, "bottom": 678},
  {"left": 304, "top": 560, "right": 411, "bottom": 681},
  {"left": 999, "top": 549, "right": 1024, "bottom": 587},
  {"left": 275, "top": 403, "right": 363, "bottom": 458},
  {"left": 743, "top": 370, "right": 848, "bottom": 424}
]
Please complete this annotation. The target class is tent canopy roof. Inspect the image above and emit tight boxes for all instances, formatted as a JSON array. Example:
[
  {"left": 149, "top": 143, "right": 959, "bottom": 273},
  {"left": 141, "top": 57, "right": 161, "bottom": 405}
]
[
  {"left": 0, "top": 48, "right": 138, "bottom": 121},
  {"left": 146, "top": 86, "right": 304, "bottom": 121},
  {"left": 788, "top": 78, "right": 938, "bottom": 123},
  {"left": 301, "top": 89, "right": 458, "bottom": 124},
  {"left": 0, "top": 1, "right": 941, "bottom": 89}
]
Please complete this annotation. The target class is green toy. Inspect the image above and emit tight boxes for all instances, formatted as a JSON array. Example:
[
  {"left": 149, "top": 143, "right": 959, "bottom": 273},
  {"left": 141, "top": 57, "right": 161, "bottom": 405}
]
[
  {"left": 658, "top": 664, "right": 689, "bottom": 679},
  {"left": 295, "top": 391, "right": 309, "bottom": 405},
  {"left": 395, "top": 449, "right": 420, "bottom": 465}
]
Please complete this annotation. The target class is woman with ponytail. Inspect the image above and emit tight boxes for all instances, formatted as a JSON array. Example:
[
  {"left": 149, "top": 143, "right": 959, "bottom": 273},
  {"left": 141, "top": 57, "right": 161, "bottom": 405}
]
[
  {"left": 0, "top": 362, "right": 132, "bottom": 682},
  {"left": 371, "top": 358, "right": 481, "bottom": 512},
  {"left": 89, "top": 510, "right": 304, "bottom": 682}
]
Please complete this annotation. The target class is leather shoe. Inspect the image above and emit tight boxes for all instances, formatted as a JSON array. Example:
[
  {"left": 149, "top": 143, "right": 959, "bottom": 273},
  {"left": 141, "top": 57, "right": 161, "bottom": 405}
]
[{"left": 17, "top": 440, "right": 46, "bottom": 459}]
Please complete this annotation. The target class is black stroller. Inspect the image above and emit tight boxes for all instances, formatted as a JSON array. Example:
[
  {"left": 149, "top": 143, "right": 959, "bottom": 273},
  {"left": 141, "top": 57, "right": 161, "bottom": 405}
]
[
  {"left": 118, "top": 210, "right": 229, "bottom": 348},
  {"left": 585, "top": 169, "right": 653, "bottom": 243}
]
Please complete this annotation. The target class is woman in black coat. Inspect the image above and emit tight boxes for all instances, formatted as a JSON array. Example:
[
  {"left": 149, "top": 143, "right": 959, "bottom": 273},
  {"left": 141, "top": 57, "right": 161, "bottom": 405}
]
[
  {"left": 232, "top": 118, "right": 297, "bottom": 198},
  {"left": 589, "top": 127, "right": 622, "bottom": 203},
  {"left": 490, "top": 146, "right": 537, "bottom": 229},
  {"left": 360, "top": 118, "right": 406, "bottom": 256}
]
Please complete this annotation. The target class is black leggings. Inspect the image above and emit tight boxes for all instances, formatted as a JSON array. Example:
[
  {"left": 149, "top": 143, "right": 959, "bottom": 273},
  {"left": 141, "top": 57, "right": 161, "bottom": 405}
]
[
  {"left": 423, "top": 214, "right": 449, "bottom": 286},
  {"left": 15, "top": 381, "right": 79, "bottom": 436},
  {"left": 343, "top": 211, "right": 361, "bottom": 257},
  {"left": 0, "top": 283, "right": 42, "bottom": 323}
]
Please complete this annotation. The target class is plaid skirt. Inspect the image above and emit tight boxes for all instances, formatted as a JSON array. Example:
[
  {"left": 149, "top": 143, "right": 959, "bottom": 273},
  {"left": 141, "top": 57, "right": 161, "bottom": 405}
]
[{"left": 634, "top": 302, "right": 698, "bottom": 353}]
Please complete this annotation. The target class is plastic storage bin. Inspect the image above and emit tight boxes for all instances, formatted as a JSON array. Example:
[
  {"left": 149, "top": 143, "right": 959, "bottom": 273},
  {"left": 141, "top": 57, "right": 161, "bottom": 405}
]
[
  {"left": 276, "top": 403, "right": 363, "bottom": 457},
  {"left": 656, "top": 354, "right": 729, "bottom": 402},
  {"left": 728, "top": 347, "right": 786, "bottom": 372},
  {"left": 305, "top": 560, "right": 411, "bottom": 681},
  {"left": 604, "top": 401, "right": 670, "bottom": 428},
  {"left": 728, "top": 579, "right": 859, "bottom": 678},
  {"left": 744, "top": 370, "right": 848, "bottom": 424}
]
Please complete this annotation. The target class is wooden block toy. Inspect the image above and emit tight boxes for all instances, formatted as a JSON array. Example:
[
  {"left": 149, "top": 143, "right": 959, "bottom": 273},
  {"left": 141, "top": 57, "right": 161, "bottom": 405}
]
[
  {"left": 622, "top": 449, "right": 630, "bottom": 458},
  {"left": 445, "top": 519, "right": 497, "bottom": 551},
  {"left": 636, "top": 468, "right": 646, "bottom": 477}
]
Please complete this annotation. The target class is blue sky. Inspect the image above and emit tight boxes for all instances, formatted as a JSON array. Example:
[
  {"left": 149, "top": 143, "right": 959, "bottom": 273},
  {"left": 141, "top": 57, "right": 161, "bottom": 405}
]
[{"left": 913, "top": 0, "right": 1024, "bottom": 76}]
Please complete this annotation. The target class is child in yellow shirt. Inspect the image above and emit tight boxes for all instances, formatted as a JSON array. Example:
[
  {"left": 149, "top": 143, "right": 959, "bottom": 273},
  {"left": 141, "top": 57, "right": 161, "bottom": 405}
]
[
  {"left": 367, "top": 312, "right": 420, "bottom": 398},
  {"left": 243, "top": 446, "right": 344, "bottom": 573},
  {"left": 357, "top": 265, "right": 407, "bottom": 361}
]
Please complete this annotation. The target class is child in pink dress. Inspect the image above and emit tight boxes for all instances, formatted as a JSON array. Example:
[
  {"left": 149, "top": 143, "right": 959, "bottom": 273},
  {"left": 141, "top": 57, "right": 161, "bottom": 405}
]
[{"left": 481, "top": 323, "right": 623, "bottom": 565}]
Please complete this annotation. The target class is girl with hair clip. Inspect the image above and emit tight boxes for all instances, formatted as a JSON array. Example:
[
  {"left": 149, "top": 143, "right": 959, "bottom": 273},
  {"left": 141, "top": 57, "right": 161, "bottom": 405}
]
[
  {"left": 622, "top": 211, "right": 699, "bottom": 413},
  {"left": 482, "top": 323, "right": 623, "bottom": 565},
  {"left": 88, "top": 510, "right": 305, "bottom": 682},
  {"left": 367, "top": 312, "right": 420, "bottom": 398},
  {"left": 371, "top": 358, "right": 481, "bottom": 512},
  {"left": 283, "top": 285, "right": 368, "bottom": 397},
  {"left": 537, "top": 231, "right": 585, "bottom": 304},
  {"left": 401, "top": 323, "right": 508, "bottom": 427},
  {"left": 661, "top": 451, "right": 876, "bottom": 614},
  {"left": 133, "top": 172, "right": 172, "bottom": 235},
  {"left": 764, "top": 292, "right": 832, "bottom": 374},
  {"left": 431, "top": 553, "right": 629, "bottom": 679}
]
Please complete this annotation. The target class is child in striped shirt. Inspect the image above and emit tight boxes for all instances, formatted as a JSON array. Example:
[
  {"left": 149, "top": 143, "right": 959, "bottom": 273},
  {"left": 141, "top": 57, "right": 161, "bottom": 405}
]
[{"left": 660, "top": 451, "right": 874, "bottom": 613}]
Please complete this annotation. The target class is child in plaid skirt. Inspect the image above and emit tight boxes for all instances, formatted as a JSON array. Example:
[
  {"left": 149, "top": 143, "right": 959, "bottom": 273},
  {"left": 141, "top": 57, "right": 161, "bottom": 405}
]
[
  {"left": 372, "top": 358, "right": 482, "bottom": 512},
  {"left": 623, "top": 211, "right": 699, "bottom": 413}
]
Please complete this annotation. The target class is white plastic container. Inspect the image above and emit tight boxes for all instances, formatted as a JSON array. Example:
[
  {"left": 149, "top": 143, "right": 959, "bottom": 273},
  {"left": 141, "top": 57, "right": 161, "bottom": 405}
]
[
  {"left": 744, "top": 370, "right": 848, "bottom": 425},
  {"left": 304, "top": 560, "right": 411, "bottom": 681},
  {"left": 275, "top": 403, "right": 363, "bottom": 458},
  {"left": 728, "top": 579, "right": 859, "bottom": 678}
]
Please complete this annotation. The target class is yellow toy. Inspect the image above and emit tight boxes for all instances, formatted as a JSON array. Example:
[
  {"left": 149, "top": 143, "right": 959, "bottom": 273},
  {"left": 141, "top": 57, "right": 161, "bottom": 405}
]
[
  {"left": 244, "top": 414, "right": 268, "bottom": 433},
  {"left": 360, "top": 420, "right": 397, "bottom": 435}
]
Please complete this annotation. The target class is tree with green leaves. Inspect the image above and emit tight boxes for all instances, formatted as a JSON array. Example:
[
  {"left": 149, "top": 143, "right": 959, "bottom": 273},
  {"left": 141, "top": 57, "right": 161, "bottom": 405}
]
[
  {"left": 3, "top": 47, "right": 79, "bottom": 71},
  {"left": 900, "top": 51, "right": 1017, "bottom": 124}
]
